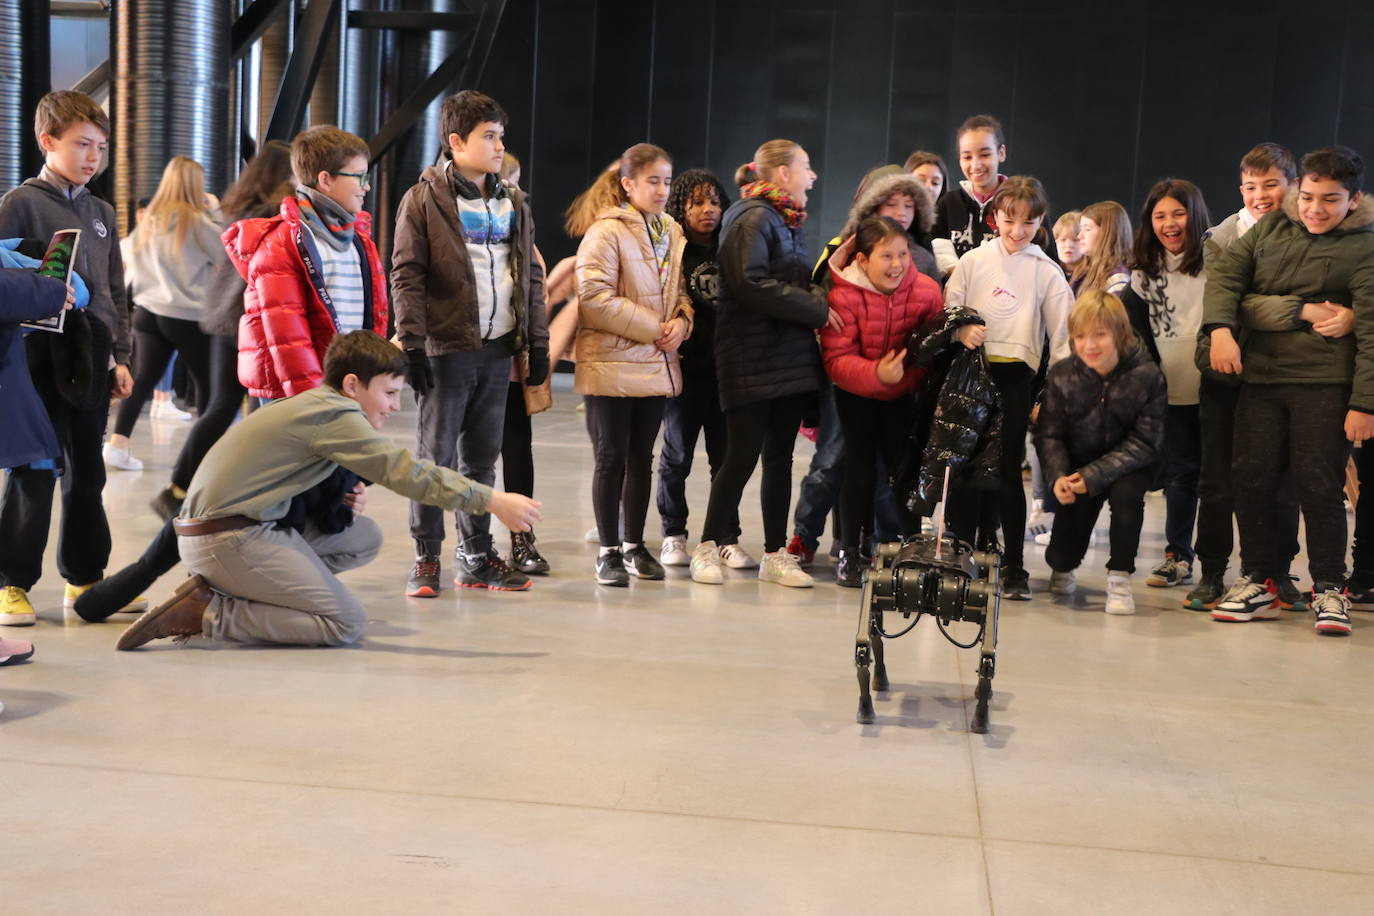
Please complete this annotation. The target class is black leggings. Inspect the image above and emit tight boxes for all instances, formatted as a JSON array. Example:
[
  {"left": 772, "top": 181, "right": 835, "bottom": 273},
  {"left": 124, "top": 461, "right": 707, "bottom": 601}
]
[
  {"left": 834, "top": 388, "right": 918, "bottom": 549},
  {"left": 114, "top": 307, "right": 211, "bottom": 438},
  {"left": 584, "top": 394, "right": 667, "bottom": 548},
  {"left": 701, "top": 392, "right": 811, "bottom": 553},
  {"left": 170, "top": 333, "right": 246, "bottom": 489},
  {"left": 501, "top": 381, "right": 534, "bottom": 498},
  {"left": 945, "top": 361, "right": 1034, "bottom": 567}
]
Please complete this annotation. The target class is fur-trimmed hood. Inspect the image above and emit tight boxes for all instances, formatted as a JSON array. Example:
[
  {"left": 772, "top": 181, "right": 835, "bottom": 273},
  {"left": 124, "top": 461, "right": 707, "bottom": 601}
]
[
  {"left": 840, "top": 172, "right": 936, "bottom": 239},
  {"left": 1280, "top": 185, "right": 1374, "bottom": 234}
]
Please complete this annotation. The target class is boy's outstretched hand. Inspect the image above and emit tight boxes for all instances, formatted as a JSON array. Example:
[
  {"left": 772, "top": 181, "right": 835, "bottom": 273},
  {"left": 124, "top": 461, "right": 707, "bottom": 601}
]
[{"left": 487, "top": 491, "right": 543, "bottom": 533}]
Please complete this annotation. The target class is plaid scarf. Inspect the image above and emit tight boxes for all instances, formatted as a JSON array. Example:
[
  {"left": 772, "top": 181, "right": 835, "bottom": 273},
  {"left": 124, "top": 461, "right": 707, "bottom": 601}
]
[
  {"left": 295, "top": 187, "right": 357, "bottom": 252},
  {"left": 740, "top": 180, "right": 806, "bottom": 228}
]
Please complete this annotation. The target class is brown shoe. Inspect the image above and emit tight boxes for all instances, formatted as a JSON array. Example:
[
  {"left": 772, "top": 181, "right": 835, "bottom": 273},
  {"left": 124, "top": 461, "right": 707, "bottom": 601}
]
[{"left": 116, "top": 575, "right": 213, "bottom": 651}]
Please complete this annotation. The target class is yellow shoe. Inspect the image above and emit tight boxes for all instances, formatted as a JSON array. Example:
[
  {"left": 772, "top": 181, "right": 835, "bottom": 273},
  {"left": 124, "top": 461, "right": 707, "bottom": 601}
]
[
  {"left": 0, "top": 586, "right": 36, "bottom": 626},
  {"left": 63, "top": 582, "right": 148, "bottom": 614}
]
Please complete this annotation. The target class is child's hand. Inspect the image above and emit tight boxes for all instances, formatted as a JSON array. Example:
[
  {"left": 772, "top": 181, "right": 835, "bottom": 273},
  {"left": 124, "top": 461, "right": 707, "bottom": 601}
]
[
  {"left": 1052, "top": 476, "right": 1078, "bottom": 505},
  {"left": 64, "top": 284, "right": 75, "bottom": 311},
  {"left": 1209, "top": 328, "right": 1242, "bottom": 374},
  {"left": 876, "top": 349, "right": 907, "bottom": 385},
  {"left": 1030, "top": 403, "right": 1041, "bottom": 425},
  {"left": 1346, "top": 410, "right": 1374, "bottom": 444},
  {"left": 957, "top": 324, "right": 986, "bottom": 349},
  {"left": 343, "top": 481, "right": 368, "bottom": 518},
  {"left": 112, "top": 364, "right": 133, "bottom": 398},
  {"left": 1311, "top": 303, "right": 1354, "bottom": 338},
  {"left": 655, "top": 317, "right": 687, "bottom": 352},
  {"left": 487, "top": 491, "right": 543, "bottom": 532},
  {"left": 1066, "top": 473, "right": 1088, "bottom": 494},
  {"left": 826, "top": 308, "right": 845, "bottom": 333}
]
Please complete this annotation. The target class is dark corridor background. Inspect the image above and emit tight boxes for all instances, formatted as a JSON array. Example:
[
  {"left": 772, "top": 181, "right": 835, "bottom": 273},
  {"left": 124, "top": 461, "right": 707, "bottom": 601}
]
[{"left": 474, "top": 0, "right": 1374, "bottom": 265}]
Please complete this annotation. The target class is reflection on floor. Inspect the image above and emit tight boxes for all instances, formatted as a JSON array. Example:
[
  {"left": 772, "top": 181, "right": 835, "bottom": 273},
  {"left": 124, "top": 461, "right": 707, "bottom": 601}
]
[{"left": 5, "top": 385, "right": 1372, "bottom": 914}]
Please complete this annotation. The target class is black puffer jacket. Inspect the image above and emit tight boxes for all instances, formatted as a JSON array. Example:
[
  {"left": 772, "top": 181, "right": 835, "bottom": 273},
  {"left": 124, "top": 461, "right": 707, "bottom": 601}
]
[
  {"left": 896, "top": 306, "right": 1001, "bottom": 515},
  {"left": 1034, "top": 339, "right": 1166, "bottom": 497},
  {"left": 714, "top": 198, "right": 830, "bottom": 410}
]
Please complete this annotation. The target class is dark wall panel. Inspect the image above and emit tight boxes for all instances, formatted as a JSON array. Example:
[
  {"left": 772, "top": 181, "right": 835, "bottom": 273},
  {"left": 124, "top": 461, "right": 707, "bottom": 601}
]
[{"left": 647, "top": 2, "right": 713, "bottom": 169}]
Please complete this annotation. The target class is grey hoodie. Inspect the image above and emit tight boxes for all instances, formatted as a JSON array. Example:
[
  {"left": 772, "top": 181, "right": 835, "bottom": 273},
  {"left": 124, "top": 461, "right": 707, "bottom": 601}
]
[{"left": 0, "top": 167, "right": 130, "bottom": 364}]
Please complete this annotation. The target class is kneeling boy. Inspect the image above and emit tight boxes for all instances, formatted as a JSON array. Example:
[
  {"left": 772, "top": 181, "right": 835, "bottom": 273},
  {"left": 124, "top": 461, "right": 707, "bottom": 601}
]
[{"left": 116, "top": 331, "right": 541, "bottom": 650}]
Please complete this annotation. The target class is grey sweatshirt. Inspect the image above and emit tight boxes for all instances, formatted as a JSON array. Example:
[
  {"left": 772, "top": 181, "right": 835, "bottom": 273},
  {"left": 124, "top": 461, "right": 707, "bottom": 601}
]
[
  {"left": 122, "top": 213, "right": 227, "bottom": 322},
  {"left": 0, "top": 166, "right": 131, "bottom": 363},
  {"left": 183, "top": 386, "right": 492, "bottom": 523}
]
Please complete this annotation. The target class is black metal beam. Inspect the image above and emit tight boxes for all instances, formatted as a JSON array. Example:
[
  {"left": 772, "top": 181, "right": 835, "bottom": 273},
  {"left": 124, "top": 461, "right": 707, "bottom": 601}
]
[
  {"left": 230, "top": 0, "right": 291, "bottom": 63},
  {"left": 71, "top": 59, "right": 110, "bottom": 95},
  {"left": 454, "top": 0, "right": 506, "bottom": 94},
  {"left": 264, "top": 0, "right": 341, "bottom": 142},
  {"left": 347, "top": 10, "right": 475, "bottom": 32},
  {"left": 367, "top": 45, "right": 469, "bottom": 163}
]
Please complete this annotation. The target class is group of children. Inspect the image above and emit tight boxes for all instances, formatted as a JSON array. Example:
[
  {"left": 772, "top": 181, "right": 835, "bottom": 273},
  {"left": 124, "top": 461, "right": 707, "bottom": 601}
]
[{"left": 0, "top": 89, "right": 1370, "bottom": 663}]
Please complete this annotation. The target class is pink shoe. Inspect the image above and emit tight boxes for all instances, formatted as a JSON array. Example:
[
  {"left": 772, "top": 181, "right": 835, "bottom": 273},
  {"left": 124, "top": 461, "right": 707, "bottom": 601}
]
[{"left": 0, "top": 637, "right": 35, "bottom": 666}]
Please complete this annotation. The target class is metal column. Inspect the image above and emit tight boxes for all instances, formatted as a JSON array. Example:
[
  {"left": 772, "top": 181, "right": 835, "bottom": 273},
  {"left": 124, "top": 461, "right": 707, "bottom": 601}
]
[{"left": 0, "top": 0, "right": 52, "bottom": 194}]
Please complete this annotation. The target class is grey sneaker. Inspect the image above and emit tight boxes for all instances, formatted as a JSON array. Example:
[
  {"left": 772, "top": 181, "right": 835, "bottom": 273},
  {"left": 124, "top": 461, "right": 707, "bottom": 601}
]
[
  {"left": 1049, "top": 569, "right": 1077, "bottom": 595},
  {"left": 1146, "top": 554, "right": 1193, "bottom": 588},
  {"left": 1104, "top": 571, "right": 1135, "bottom": 615}
]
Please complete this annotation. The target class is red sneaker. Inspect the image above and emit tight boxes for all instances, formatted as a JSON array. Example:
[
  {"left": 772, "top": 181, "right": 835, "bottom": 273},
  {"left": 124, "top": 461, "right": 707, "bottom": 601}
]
[{"left": 786, "top": 535, "right": 816, "bottom": 568}]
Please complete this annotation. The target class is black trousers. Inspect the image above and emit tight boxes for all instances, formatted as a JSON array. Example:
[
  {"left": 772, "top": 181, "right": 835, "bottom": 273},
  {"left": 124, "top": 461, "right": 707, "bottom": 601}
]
[
  {"left": 583, "top": 394, "right": 667, "bottom": 548},
  {"left": 113, "top": 307, "right": 211, "bottom": 438},
  {"left": 1045, "top": 468, "right": 1152, "bottom": 574},
  {"left": 1352, "top": 442, "right": 1374, "bottom": 587},
  {"left": 945, "top": 361, "right": 1034, "bottom": 567},
  {"left": 1233, "top": 383, "right": 1350, "bottom": 588},
  {"left": 701, "top": 392, "right": 810, "bottom": 553},
  {"left": 834, "top": 388, "right": 918, "bottom": 549},
  {"left": 501, "top": 381, "right": 534, "bottom": 498},
  {"left": 1194, "top": 376, "right": 1300, "bottom": 578},
  {"left": 170, "top": 333, "right": 246, "bottom": 490},
  {"left": 0, "top": 369, "right": 112, "bottom": 590},
  {"left": 656, "top": 372, "right": 735, "bottom": 540}
]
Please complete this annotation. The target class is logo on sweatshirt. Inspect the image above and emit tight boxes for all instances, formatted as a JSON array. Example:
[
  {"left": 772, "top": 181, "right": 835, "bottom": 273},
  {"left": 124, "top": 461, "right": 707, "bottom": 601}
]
[
  {"left": 986, "top": 285, "right": 1020, "bottom": 319},
  {"left": 92, "top": 218, "right": 108, "bottom": 239}
]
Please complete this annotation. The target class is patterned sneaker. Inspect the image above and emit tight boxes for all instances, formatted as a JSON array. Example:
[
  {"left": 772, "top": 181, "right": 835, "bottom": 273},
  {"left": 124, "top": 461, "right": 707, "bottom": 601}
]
[
  {"left": 63, "top": 582, "right": 147, "bottom": 614},
  {"left": 785, "top": 535, "right": 816, "bottom": 568},
  {"left": 595, "top": 549, "right": 629, "bottom": 587},
  {"left": 759, "top": 550, "right": 814, "bottom": 588},
  {"left": 456, "top": 551, "right": 532, "bottom": 591},
  {"left": 1313, "top": 588, "right": 1352, "bottom": 636},
  {"left": 405, "top": 555, "right": 441, "bottom": 598},
  {"left": 660, "top": 536, "right": 690, "bottom": 567},
  {"left": 690, "top": 541, "right": 724, "bottom": 585},
  {"left": 1025, "top": 501, "right": 1052, "bottom": 540},
  {"left": 622, "top": 545, "right": 665, "bottom": 580},
  {"left": 1276, "top": 576, "right": 1306, "bottom": 612},
  {"left": 1049, "top": 569, "right": 1077, "bottom": 595},
  {"left": 0, "top": 587, "right": 35, "bottom": 627},
  {"left": 1183, "top": 571, "right": 1226, "bottom": 611},
  {"left": 510, "top": 532, "right": 550, "bottom": 576},
  {"left": 720, "top": 544, "right": 758, "bottom": 570},
  {"left": 1146, "top": 554, "right": 1193, "bottom": 588},
  {"left": 1211, "top": 576, "right": 1280, "bottom": 622},
  {"left": 1104, "top": 571, "right": 1136, "bottom": 615}
]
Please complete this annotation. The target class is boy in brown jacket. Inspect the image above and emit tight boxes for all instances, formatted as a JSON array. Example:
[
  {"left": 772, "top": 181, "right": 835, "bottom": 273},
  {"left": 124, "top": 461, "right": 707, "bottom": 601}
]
[{"left": 391, "top": 90, "right": 547, "bottom": 596}]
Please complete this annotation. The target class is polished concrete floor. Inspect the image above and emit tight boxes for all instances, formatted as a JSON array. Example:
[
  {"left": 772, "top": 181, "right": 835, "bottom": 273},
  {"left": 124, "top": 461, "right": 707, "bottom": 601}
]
[{"left": 5, "top": 382, "right": 1374, "bottom": 914}]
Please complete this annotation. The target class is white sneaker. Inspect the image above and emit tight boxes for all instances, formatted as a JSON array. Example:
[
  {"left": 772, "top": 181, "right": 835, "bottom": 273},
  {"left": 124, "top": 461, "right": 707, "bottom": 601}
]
[
  {"left": 720, "top": 543, "right": 758, "bottom": 569},
  {"left": 660, "top": 536, "right": 690, "bottom": 567},
  {"left": 690, "top": 541, "right": 724, "bottom": 584},
  {"left": 1049, "top": 570, "right": 1077, "bottom": 595},
  {"left": 151, "top": 399, "right": 193, "bottom": 421},
  {"left": 1034, "top": 529, "right": 1051, "bottom": 547},
  {"left": 1104, "top": 571, "right": 1135, "bottom": 615},
  {"left": 1025, "top": 500, "right": 1052, "bottom": 539},
  {"left": 758, "top": 551, "right": 814, "bottom": 588},
  {"left": 102, "top": 442, "right": 144, "bottom": 471}
]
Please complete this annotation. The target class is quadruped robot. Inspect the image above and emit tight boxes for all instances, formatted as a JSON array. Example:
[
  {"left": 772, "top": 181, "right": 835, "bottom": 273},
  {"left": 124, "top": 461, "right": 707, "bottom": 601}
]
[{"left": 853, "top": 532, "right": 1002, "bottom": 733}]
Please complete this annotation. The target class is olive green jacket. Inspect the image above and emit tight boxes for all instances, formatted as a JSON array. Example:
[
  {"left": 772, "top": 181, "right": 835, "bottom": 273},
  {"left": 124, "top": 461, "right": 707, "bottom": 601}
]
[{"left": 1201, "top": 189, "right": 1374, "bottom": 411}]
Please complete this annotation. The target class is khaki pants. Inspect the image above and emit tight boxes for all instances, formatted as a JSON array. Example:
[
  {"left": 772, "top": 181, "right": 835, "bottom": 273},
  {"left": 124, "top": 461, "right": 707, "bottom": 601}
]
[{"left": 178, "top": 518, "right": 383, "bottom": 646}]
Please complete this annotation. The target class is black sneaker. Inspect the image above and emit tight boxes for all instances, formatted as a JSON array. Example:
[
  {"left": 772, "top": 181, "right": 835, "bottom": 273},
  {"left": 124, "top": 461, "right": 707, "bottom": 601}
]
[
  {"left": 150, "top": 485, "right": 184, "bottom": 522},
  {"left": 457, "top": 551, "right": 532, "bottom": 591},
  {"left": 622, "top": 545, "right": 665, "bottom": 580},
  {"left": 510, "top": 531, "right": 550, "bottom": 576},
  {"left": 1183, "top": 571, "right": 1226, "bottom": 611},
  {"left": 405, "top": 555, "right": 442, "bottom": 598},
  {"left": 1347, "top": 581, "right": 1374, "bottom": 612},
  {"left": 835, "top": 548, "right": 864, "bottom": 588},
  {"left": 1276, "top": 575, "right": 1307, "bottom": 612},
  {"left": 1001, "top": 566, "right": 1031, "bottom": 600},
  {"left": 595, "top": 549, "right": 629, "bottom": 587}
]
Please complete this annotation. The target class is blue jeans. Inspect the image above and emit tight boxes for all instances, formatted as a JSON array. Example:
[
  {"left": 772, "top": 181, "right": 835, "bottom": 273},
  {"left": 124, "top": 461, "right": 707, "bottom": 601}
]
[
  {"left": 1163, "top": 404, "right": 1201, "bottom": 563},
  {"left": 657, "top": 373, "right": 737, "bottom": 540}
]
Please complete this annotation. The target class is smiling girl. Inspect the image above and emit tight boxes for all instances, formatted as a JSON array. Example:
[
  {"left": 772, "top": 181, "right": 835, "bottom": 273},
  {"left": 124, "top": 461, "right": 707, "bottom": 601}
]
[
  {"left": 575, "top": 143, "right": 695, "bottom": 586},
  {"left": 1123, "top": 179, "right": 1211, "bottom": 592},
  {"left": 820, "top": 217, "right": 944, "bottom": 586},
  {"left": 1072, "top": 201, "right": 1132, "bottom": 296}
]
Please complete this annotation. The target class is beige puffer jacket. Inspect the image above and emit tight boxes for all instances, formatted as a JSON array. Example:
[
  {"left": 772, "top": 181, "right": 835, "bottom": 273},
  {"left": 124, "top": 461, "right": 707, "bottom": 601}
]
[{"left": 574, "top": 206, "right": 694, "bottom": 397}]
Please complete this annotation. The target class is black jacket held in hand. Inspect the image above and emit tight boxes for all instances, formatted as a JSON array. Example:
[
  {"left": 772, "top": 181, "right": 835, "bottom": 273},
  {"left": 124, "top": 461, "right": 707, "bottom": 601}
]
[
  {"left": 1034, "top": 339, "right": 1167, "bottom": 498},
  {"left": 713, "top": 198, "right": 830, "bottom": 410},
  {"left": 896, "top": 306, "right": 1001, "bottom": 516}
]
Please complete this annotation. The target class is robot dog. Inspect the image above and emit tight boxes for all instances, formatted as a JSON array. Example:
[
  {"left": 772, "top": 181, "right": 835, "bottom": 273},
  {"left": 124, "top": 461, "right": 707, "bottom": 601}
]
[{"left": 853, "top": 532, "right": 1001, "bottom": 733}]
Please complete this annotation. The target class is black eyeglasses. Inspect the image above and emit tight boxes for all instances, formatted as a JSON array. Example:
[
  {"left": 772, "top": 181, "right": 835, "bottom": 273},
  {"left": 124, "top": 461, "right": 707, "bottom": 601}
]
[{"left": 329, "top": 170, "right": 372, "bottom": 189}]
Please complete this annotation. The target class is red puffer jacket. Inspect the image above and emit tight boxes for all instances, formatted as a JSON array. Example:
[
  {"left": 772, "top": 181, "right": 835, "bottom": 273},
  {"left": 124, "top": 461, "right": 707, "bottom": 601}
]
[
  {"left": 223, "top": 197, "right": 389, "bottom": 399},
  {"left": 820, "top": 236, "right": 944, "bottom": 400}
]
